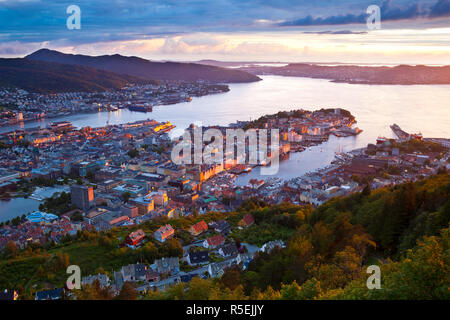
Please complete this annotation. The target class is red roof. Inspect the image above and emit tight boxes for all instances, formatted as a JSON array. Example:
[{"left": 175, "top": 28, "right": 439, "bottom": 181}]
[
  {"left": 126, "top": 229, "right": 146, "bottom": 245},
  {"left": 207, "top": 234, "right": 225, "bottom": 247},
  {"left": 241, "top": 213, "right": 255, "bottom": 226},
  {"left": 191, "top": 220, "right": 208, "bottom": 234},
  {"left": 156, "top": 224, "right": 174, "bottom": 237},
  {"left": 109, "top": 215, "right": 130, "bottom": 225}
]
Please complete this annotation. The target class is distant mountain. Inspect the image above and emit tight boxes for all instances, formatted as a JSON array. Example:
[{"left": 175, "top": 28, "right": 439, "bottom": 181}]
[
  {"left": 0, "top": 58, "right": 151, "bottom": 93},
  {"left": 239, "top": 63, "right": 450, "bottom": 85},
  {"left": 27, "top": 49, "right": 261, "bottom": 83}
]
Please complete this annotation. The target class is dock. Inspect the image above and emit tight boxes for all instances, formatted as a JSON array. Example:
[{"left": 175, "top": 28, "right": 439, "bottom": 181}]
[{"left": 390, "top": 124, "right": 410, "bottom": 140}]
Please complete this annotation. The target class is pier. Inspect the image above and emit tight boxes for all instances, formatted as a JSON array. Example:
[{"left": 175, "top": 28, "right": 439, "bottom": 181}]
[{"left": 390, "top": 123, "right": 410, "bottom": 140}]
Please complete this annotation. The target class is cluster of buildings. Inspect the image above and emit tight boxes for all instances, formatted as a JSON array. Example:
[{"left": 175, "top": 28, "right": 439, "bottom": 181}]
[
  {"left": 0, "top": 105, "right": 448, "bottom": 299},
  {"left": 0, "top": 81, "right": 229, "bottom": 127},
  {"left": 0, "top": 210, "right": 94, "bottom": 250},
  {"left": 254, "top": 108, "right": 361, "bottom": 146},
  {"left": 93, "top": 214, "right": 259, "bottom": 295},
  {"left": 32, "top": 213, "right": 266, "bottom": 299}
]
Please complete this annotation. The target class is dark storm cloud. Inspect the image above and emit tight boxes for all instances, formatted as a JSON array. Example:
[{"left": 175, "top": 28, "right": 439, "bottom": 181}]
[
  {"left": 0, "top": 0, "right": 448, "bottom": 47},
  {"left": 430, "top": 0, "right": 450, "bottom": 17},
  {"left": 278, "top": 0, "right": 445, "bottom": 26}
]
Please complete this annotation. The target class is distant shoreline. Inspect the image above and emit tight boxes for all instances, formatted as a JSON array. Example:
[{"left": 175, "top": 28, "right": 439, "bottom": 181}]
[{"left": 237, "top": 63, "right": 450, "bottom": 85}]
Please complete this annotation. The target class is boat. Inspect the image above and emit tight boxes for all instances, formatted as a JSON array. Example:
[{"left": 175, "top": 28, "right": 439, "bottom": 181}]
[
  {"left": 376, "top": 136, "right": 387, "bottom": 144},
  {"left": 128, "top": 105, "right": 153, "bottom": 112},
  {"left": 410, "top": 132, "right": 423, "bottom": 140}
]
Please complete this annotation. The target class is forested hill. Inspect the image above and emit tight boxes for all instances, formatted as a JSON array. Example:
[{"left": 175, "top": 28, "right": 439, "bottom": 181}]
[
  {"left": 240, "top": 63, "right": 450, "bottom": 85},
  {"left": 26, "top": 49, "right": 261, "bottom": 83},
  {"left": 146, "top": 173, "right": 450, "bottom": 300},
  {"left": 0, "top": 58, "right": 152, "bottom": 93},
  {"left": 1, "top": 173, "right": 448, "bottom": 300}
]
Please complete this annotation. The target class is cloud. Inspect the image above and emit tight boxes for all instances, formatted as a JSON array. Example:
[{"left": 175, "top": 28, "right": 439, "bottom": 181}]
[
  {"left": 278, "top": 0, "right": 442, "bottom": 27},
  {"left": 0, "top": 41, "right": 44, "bottom": 56},
  {"left": 278, "top": 13, "right": 366, "bottom": 27},
  {"left": 430, "top": 0, "right": 450, "bottom": 17},
  {"left": 0, "top": 0, "right": 449, "bottom": 56},
  {"left": 303, "top": 30, "right": 368, "bottom": 35}
]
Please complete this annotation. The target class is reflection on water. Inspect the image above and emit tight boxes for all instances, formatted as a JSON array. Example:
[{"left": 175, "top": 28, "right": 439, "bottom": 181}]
[
  {"left": 235, "top": 135, "right": 362, "bottom": 185},
  {"left": 2, "top": 76, "right": 449, "bottom": 140},
  {"left": 1, "top": 75, "right": 449, "bottom": 214},
  {"left": 0, "top": 198, "right": 40, "bottom": 223}
]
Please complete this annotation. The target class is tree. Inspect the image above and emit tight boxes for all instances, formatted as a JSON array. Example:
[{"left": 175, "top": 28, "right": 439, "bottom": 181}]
[
  {"left": 221, "top": 266, "right": 241, "bottom": 290},
  {"left": 73, "top": 280, "right": 114, "bottom": 300},
  {"left": 71, "top": 211, "right": 84, "bottom": 222},
  {"left": 4, "top": 240, "right": 18, "bottom": 259},
  {"left": 127, "top": 149, "right": 139, "bottom": 158},
  {"left": 122, "top": 192, "right": 131, "bottom": 203},
  {"left": 362, "top": 184, "right": 371, "bottom": 196},
  {"left": 116, "top": 282, "right": 138, "bottom": 300},
  {"left": 184, "top": 277, "right": 212, "bottom": 300}
]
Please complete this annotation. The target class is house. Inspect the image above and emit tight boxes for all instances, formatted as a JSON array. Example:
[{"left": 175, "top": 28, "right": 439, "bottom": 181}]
[
  {"left": 187, "top": 250, "right": 209, "bottom": 265},
  {"left": 260, "top": 240, "right": 286, "bottom": 253},
  {"left": 82, "top": 274, "right": 110, "bottom": 289},
  {"left": 120, "top": 263, "right": 147, "bottom": 282},
  {"left": 146, "top": 270, "right": 160, "bottom": 283},
  {"left": 152, "top": 257, "right": 180, "bottom": 275},
  {"left": 238, "top": 214, "right": 255, "bottom": 228},
  {"left": 203, "top": 234, "right": 226, "bottom": 249},
  {"left": 218, "top": 243, "right": 239, "bottom": 257},
  {"left": 125, "top": 229, "right": 146, "bottom": 248},
  {"left": 154, "top": 224, "right": 175, "bottom": 242},
  {"left": 208, "top": 259, "right": 238, "bottom": 278},
  {"left": 35, "top": 288, "right": 63, "bottom": 300},
  {"left": 189, "top": 220, "right": 208, "bottom": 236},
  {"left": 209, "top": 220, "right": 230, "bottom": 234}
]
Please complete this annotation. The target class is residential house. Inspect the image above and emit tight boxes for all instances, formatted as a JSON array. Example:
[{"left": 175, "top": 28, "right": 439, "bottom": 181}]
[
  {"left": 187, "top": 250, "right": 209, "bottom": 265},
  {"left": 260, "top": 240, "right": 286, "bottom": 253},
  {"left": 152, "top": 257, "right": 180, "bottom": 275},
  {"left": 82, "top": 274, "right": 110, "bottom": 289},
  {"left": 154, "top": 224, "right": 175, "bottom": 242},
  {"left": 35, "top": 288, "right": 63, "bottom": 300},
  {"left": 189, "top": 220, "right": 208, "bottom": 236},
  {"left": 208, "top": 220, "right": 230, "bottom": 234},
  {"left": 120, "top": 263, "right": 147, "bottom": 282},
  {"left": 218, "top": 243, "right": 239, "bottom": 258},
  {"left": 125, "top": 229, "right": 146, "bottom": 248},
  {"left": 238, "top": 213, "right": 255, "bottom": 228},
  {"left": 208, "top": 259, "right": 238, "bottom": 278},
  {"left": 203, "top": 234, "right": 226, "bottom": 249}
]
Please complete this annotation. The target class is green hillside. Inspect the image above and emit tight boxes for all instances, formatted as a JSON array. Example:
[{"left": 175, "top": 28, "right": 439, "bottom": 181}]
[{"left": 1, "top": 173, "right": 448, "bottom": 299}]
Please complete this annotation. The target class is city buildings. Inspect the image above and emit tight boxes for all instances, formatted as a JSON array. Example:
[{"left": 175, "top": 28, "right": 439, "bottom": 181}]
[
  {"left": 154, "top": 224, "right": 175, "bottom": 242},
  {"left": 70, "top": 185, "right": 94, "bottom": 211}
]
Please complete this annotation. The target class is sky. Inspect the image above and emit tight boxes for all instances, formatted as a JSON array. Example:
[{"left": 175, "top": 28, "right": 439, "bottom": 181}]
[{"left": 0, "top": 0, "right": 449, "bottom": 64}]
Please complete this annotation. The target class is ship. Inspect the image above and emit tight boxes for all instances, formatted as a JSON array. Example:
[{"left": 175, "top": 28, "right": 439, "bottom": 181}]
[
  {"left": 128, "top": 105, "right": 153, "bottom": 113},
  {"left": 48, "top": 121, "right": 73, "bottom": 131},
  {"left": 376, "top": 136, "right": 387, "bottom": 144},
  {"left": 410, "top": 132, "right": 423, "bottom": 140}
]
